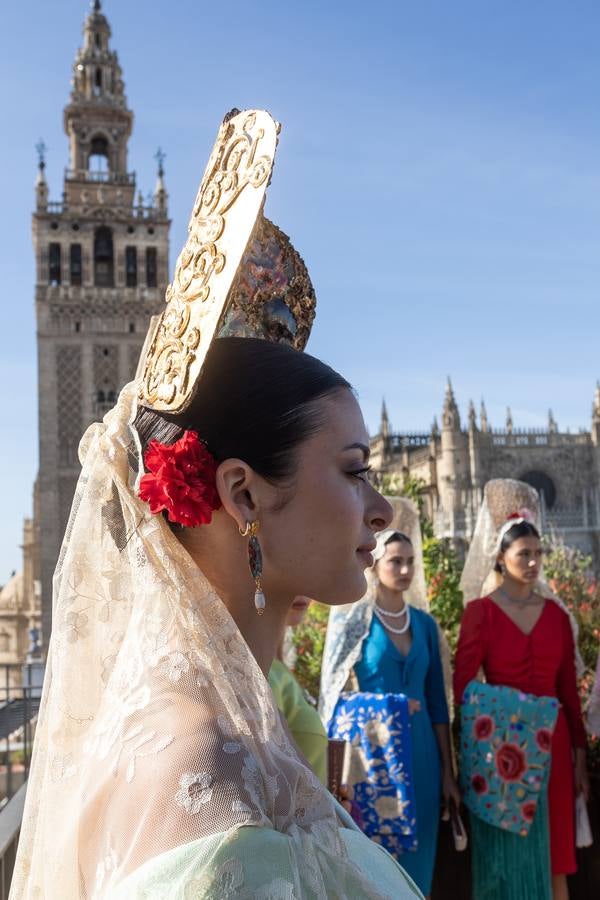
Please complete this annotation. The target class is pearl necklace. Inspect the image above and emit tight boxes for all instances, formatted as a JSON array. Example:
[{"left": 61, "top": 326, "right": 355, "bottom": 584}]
[{"left": 374, "top": 600, "right": 411, "bottom": 635}]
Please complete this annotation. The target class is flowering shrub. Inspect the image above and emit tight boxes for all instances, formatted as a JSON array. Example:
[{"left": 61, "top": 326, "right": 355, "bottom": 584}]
[
  {"left": 291, "top": 601, "right": 330, "bottom": 700},
  {"left": 543, "top": 540, "right": 600, "bottom": 773}
]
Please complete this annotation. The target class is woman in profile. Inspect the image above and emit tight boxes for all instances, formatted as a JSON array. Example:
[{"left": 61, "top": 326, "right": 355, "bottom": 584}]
[
  {"left": 454, "top": 479, "right": 589, "bottom": 900},
  {"left": 11, "top": 110, "right": 422, "bottom": 899},
  {"left": 320, "top": 498, "right": 459, "bottom": 899}
]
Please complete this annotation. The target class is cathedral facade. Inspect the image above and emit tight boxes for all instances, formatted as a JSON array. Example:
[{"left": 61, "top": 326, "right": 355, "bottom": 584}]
[
  {"left": 32, "top": 1, "right": 169, "bottom": 645},
  {"left": 370, "top": 380, "right": 600, "bottom": 566}
]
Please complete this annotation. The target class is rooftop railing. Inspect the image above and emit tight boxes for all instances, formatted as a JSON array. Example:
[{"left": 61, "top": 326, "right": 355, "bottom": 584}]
[{"left": 64, "top": 168, "right": 135, "bottom": 185}]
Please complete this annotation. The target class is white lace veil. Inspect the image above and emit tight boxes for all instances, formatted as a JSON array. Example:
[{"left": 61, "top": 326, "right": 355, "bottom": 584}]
[
  {"left": 12, "top": 380, "right": 398, "bottom": 899},
  {"left": 460, "top": 478, "right": 583, "bottom": 674},
  {"left": 367, "top": 496, "right": 427, "bottom": 610}
]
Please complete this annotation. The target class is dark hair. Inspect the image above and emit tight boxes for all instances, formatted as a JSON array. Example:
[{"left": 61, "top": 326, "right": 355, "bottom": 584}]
[
  {"left": 134, "top": 337, "right": 351, "bottom": 484},
  {"left": 384, "top": 531, "right": 412, "bottom": 547},
  {"left": 494, "top": 520, "right": 540, "bottom": 572}
]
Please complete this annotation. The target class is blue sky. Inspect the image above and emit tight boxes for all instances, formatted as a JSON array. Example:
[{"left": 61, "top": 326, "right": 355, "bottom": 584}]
[{"left": 1, "top": 0, "right": 600, "bottom": 581}]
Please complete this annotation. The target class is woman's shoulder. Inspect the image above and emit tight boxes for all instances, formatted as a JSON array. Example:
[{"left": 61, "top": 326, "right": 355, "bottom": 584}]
[
  {"left": 459, "top": 597, "right": 493, "bottom": 627},
  {"left": 411, "top": 606, "right": 439, "bottom": 633},
  {"left": 541, "top": 597, "right": 570, "bottom": 625}
]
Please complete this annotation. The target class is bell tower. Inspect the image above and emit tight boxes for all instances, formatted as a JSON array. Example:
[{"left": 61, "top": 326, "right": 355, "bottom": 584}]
[{"left": 33, "top": 0, "right": 170, "bottom": 647}]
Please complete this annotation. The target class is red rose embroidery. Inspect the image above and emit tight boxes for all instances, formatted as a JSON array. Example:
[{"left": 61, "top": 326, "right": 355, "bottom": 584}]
[
  {"left": 139, "top": 430, "right": 222, "bottom": 527},
  {"left": 495, "top": 742, "right": 527, "bottom": 783},
  {"left": 471, "top": 774, "right": 488, "bottom": 795},
  {"left": 473, "top": 715, "right": 494, "bottom": 741},
  {"left": 521, "top": 801, "right": 537, "bottom": 823},
  {"left": 535, "top": 728, "right": 552, "bottom": 753}
]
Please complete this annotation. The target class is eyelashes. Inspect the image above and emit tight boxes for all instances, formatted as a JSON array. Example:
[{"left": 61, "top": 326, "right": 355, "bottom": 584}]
[{"left": 348, "top": 466, "right": 373, "bottom": 483}]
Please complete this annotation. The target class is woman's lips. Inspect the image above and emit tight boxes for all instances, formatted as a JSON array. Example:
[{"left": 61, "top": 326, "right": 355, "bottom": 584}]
[{"left": 357, "top": 549, "right": 374, "bottom": 567}]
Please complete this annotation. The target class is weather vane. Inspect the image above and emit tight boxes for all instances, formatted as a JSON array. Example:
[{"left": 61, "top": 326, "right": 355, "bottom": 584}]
[
  {"left": 35, "top": 139, "right": 47, "bottom": 170},
  {"left": 154, "top": 147, "right": 166, "bottom": 177}
]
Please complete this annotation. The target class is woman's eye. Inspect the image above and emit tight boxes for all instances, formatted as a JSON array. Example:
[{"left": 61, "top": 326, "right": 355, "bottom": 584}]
[{"left": 348, "top": 466, "right": 372, "bottom": 483}]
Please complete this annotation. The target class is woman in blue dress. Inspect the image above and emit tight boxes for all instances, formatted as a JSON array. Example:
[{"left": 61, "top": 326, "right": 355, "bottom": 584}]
[{"left": 321, "top": 498, "right": 460, "bottom": 898}]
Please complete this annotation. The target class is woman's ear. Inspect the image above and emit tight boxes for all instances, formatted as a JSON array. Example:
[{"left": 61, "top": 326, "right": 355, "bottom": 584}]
[{"left": 215, "top": 459, "right": 258, "bottom": 533}]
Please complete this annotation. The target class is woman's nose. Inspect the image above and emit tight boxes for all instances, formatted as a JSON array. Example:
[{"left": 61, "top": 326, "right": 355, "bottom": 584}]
[{"left": 369, "top": 493, "right": 393, "bottom": 532}]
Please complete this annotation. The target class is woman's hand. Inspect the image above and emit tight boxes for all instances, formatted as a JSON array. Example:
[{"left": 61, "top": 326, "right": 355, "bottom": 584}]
[
  {"left": 574, "top": 748, "right": 590, "bottom": 801},
  {"left": 407, "top": 698, "right": 421, "bottom": 716},
  {"left": 337, "top": 783, "right": 354, "bottom": 814},
  {"left": 442, "top": 769, "right": 461, "bottom": 810}
]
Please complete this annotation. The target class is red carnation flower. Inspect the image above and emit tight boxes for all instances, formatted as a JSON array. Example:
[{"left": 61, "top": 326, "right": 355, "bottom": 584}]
[
  {"left": 521, "top": 801, "right": 537, "bottom": 823},
  {"left": 471, "top": 774, "right": 488, "bottom": 795},
  {"left": 535, "top": 728, "right": 552, "bottom": 753},
  {"left": 139, "top": 430, "right": 222, "bottom": 527},
  {"left": 495, "top": 742, "right": 527, "bottom": 783},
  {"left": 473, "top": 715, "right": 494, "bottom": 741}
]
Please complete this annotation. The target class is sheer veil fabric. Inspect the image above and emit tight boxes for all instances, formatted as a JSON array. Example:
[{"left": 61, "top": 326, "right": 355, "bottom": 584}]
[
  {"left": 11, "top": 383, "right": 405, "bottom": 899},
  {"left": 459, "top": 478, "right": 583, "bottom": 674}
]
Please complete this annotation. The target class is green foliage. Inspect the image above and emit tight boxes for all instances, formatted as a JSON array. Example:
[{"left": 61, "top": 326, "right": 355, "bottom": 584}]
[
  {"left": 423, "top": 536, "right": 464, "bottom": 653},
  {"left": 543, "top": 540, "right": 600, "bottom": 772},
  {"left": 291, "top": 601, "right": 330, "bottom": 700}
]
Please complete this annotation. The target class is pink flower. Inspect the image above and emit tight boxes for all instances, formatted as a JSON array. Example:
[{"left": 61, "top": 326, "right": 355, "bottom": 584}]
[
  {"left": 521, "top": 801, "right": 537, "bottom": 823},
  {"left": 495, "top": 743, "right": 527, "bottom": 782},
  {"left": 473, "top": 715, "right": 494, "bottom": 741},
  {"left": 471, "top": 774, "right": 488, "bottom": 795},
  {"left": 535, "top": 728, "right": 552, "bottom": 754}
]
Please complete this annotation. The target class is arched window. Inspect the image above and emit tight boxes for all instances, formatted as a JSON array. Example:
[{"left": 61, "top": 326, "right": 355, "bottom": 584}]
[
  {"left": 125, "top": 246, "right": 137, "bottom": 287},
  {"left": 94, "top": 67, "right": 103, "bottom": 95},
  {"left": 88, "top": 134, "right": 109, "bottom": 173},
  {"left": 70, "top": 243, "right": 82, "bottom": 285},
  {"left": 0, "top": 631, "right": 10, "bottom": 653},
  {"left": 48, "top": 243, "right": 61, "bottom": 285},
  {"left": 94, "top": 226, "right": 114, "bottom": 287},
  {"left": 146, "top": 247, "right": 158, "bottom": 287},
  {"left": 520, "top": 471, "right": 557, "bottom": 509}
]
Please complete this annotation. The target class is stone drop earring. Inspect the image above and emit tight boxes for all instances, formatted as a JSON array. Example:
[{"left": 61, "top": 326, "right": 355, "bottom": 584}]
[{"left": 240, "top": 521, "right": 265, "bottom": 614}]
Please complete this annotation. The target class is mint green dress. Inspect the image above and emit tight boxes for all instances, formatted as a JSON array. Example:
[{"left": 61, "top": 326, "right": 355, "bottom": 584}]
[
  {"left": 268, "top": 658, "right": 328, "bottom": 785},
  {"left": 111, "top": 802, "right": 424, "bottom": 898}
]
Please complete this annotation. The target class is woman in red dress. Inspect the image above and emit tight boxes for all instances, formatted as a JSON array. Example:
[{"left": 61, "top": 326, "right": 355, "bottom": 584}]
[{"left": 454, "top": 481, "right": 589, "bottom": 900}]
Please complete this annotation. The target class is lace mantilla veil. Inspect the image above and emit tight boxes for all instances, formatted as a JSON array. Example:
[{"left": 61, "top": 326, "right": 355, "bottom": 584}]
[
  {"left": 12, "top": 112, "right": 406, "bottom": 899},
  {"left": 459, "top": 478, "right": 583, "bottom": 674}
]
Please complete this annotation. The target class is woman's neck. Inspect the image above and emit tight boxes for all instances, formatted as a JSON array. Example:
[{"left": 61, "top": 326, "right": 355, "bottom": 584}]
[
  {"left": 228, "top": 598, "right": 289, "bottom": 675},
  {"left": 177, "top": 525, "right": 289, "bottom": 677},
  {"left": 499, "top": 575, "right": 534, "bottom": 602},
  {"left": 376, "top": 584, "right": 406, "bottom": 613}
]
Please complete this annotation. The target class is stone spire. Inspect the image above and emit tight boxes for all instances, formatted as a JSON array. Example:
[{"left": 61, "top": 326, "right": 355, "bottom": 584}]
[
  {"left": 380, "top": 398, "right": 390, "bottom": 438},
  {"left": 35, "top": 139, "right": 48, "bottom": 211},
  {"left": 468, "top": 399, "right": 477, "bottom": 432},
  {"left": 442, "top": 377, "right": 461, "bottom": 431},
  {"left": 431, "top": 415, "right": 440, "bottom": 439},
  {"left": 548, "top": 409, "right": 558, "bottom": 434},
  {"left": 153, "top": 147, "right": 169, "bottom": 215},
  {"left": 480, "top": 398, "right": 489, "bottom": 433},
  {"left": 592, "top": 382, "right": 600, "bottom": 445},
  {"left": 506, "top": 406, "right": 513, "bottom": 434}
]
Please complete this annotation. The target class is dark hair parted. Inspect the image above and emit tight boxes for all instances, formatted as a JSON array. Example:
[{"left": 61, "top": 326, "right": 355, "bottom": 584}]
[
  {"left": 134, "top": 337, "right": 351, "bottom": 483},
  {"left": 384, "top": 531, "right": 412, "bottom": 547},
  {"left": 494, "top": 520, "right": 541, "bottom": 572}
]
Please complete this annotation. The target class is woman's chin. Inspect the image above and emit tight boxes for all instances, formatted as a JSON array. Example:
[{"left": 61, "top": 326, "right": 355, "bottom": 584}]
[{"left": 319, "top": 571, "right": 367, "bottom": 607}]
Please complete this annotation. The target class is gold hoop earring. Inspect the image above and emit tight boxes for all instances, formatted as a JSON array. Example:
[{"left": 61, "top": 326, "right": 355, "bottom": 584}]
[{"left": 240, "top": 521, "right": 265, "bottom": 614}]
